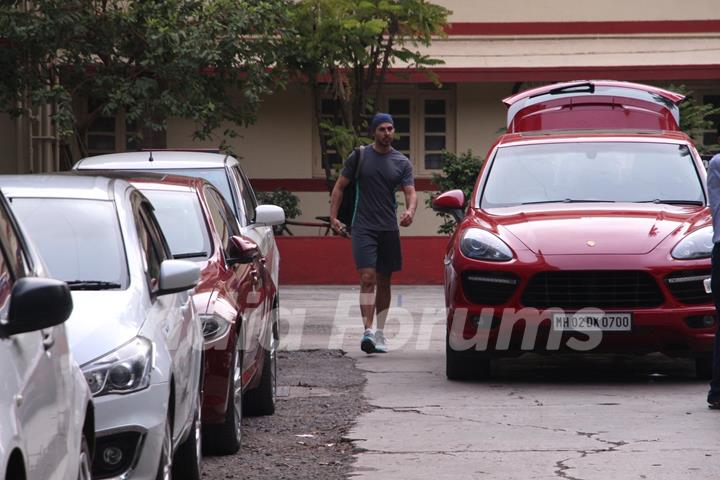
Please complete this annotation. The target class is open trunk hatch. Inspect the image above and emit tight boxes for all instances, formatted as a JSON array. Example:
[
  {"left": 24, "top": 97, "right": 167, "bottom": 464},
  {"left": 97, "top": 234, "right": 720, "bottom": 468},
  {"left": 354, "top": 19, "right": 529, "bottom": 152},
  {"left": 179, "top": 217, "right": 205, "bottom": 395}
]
[{"left": 503, "top": 81, "right": 684, "bottom": 133}]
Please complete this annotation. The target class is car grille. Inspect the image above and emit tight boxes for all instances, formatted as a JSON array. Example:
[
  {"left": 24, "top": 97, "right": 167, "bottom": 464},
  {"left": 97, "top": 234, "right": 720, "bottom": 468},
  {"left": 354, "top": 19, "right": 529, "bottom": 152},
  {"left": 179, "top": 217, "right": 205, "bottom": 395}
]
[
  {"left": 666, "top": 270, "right": 712, "bottom": 305},
  {"left": 461, "top": 271, "right": 520, "bottom": 305},
  {"left": 521, "top": 271, "right": 664, "bottom": 309}
]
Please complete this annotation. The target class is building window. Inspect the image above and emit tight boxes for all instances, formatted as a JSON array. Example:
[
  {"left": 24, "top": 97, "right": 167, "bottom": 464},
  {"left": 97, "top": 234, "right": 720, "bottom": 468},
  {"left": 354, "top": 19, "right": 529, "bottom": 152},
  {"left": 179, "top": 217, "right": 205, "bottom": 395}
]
[
  {"left": 85, "top": 100, "right": 166, "bottom": 156},
  {"left": 314, "top": 85, "right": 456, "bottom": 177}
]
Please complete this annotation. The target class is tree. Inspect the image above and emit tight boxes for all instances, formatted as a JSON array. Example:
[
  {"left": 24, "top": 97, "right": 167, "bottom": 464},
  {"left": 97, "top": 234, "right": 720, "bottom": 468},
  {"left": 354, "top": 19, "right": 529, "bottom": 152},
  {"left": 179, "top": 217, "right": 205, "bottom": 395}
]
[
  {"left": 283, "top": 0, "right": 450, "bottom": 188},
  {"left": 0, "top": 0, "right": 289, "bottom": 164},
  {"left": 669, "top": 84, "right": 720, "bottom": 154}
]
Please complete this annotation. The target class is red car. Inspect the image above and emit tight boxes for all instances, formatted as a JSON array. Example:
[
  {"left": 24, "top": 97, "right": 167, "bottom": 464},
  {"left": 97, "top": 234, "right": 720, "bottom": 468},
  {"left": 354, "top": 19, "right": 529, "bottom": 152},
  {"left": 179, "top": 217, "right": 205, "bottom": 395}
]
[
  {"left": 433, "top": 81, "right": 715, "bottom": 380},
  {"left": 122, "top": 173, "right": 281, "bottom": 454}
]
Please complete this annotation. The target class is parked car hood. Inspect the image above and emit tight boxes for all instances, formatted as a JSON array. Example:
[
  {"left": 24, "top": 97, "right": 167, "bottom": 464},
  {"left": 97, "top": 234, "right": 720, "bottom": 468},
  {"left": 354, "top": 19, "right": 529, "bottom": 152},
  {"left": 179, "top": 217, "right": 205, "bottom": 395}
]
[
  {"left": 65, "top": 290, "right": 146, "bottom": 366},
  {"left": 480, "top": 203, "right": 710, "bottom": 255}
]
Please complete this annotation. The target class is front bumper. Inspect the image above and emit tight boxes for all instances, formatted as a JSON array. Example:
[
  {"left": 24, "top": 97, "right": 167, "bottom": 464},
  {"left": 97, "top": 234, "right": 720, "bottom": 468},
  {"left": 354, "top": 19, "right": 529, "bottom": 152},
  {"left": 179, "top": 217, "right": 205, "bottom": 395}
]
[
  {"left": 92, "top": 382, "right": 169, "bottom": 480},
  {"left": 447, "top": 254, "right": 716, "bottom": 357},
  {"left": 447, "top": 305, "right": 716, "bottom": 356}
]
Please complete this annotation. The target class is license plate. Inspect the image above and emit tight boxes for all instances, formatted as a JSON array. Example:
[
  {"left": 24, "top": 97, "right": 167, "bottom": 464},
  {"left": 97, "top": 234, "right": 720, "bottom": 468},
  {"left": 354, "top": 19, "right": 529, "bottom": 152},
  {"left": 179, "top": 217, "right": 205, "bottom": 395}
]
[{"left": 552, "top": 313, "right": 632, "bottom": 332}]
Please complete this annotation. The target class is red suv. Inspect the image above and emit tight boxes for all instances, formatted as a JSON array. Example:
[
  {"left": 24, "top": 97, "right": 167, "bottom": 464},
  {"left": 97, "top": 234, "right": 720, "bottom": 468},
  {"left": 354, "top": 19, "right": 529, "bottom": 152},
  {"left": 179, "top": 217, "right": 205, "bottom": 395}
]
[
  {"left": 122, "top": 173, "right": 281, "bottom": 454},
  {"left": 433, "top": 81, "right": 715, "bottom": 380}
]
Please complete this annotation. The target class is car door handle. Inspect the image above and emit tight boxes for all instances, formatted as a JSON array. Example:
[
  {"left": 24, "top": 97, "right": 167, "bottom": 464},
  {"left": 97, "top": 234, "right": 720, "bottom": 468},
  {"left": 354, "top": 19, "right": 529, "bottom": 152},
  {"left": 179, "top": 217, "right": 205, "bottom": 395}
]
[{"left": 42, "top": 331, "right": 54, "bottom": 350}]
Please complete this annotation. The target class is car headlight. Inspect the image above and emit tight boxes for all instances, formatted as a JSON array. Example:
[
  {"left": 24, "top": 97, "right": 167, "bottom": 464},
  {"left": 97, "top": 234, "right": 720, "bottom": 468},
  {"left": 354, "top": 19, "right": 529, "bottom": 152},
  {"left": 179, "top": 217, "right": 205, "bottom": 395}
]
[
  {"left": 460, "top": 228, "right": 513, "bottom": 261},
  {"left": 201, "top": 313, "right": 232, "bottom": 342},
  {"left": 82, "top": 337, "right": 153, "bottom": 397},
  {"left": 671, "top": 227, "right": 714, "bottom": 260}
]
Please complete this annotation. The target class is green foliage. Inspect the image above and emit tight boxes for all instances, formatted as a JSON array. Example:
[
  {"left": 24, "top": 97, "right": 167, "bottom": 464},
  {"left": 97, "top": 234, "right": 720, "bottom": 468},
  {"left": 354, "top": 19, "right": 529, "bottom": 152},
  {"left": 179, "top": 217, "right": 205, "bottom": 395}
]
[
  {"left": 0, "top": 0, "right": 290, "bottom": 160},
  {"left": 669, "top": 84, "right": 720, "bottom": 153},
  {"left": 256, "top": 188, "right": 302, "bottom": 235},
  {"left": 426, "top": 150, "right": 484, "bottom": 234},
  {"left": 283, "top": 0, "right": 450, "bottom": 181}
]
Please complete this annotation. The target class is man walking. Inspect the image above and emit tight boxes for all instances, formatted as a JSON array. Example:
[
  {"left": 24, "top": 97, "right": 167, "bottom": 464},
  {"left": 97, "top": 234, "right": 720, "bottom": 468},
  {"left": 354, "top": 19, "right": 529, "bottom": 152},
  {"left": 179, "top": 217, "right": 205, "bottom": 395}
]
[
  {"left": 329, "top": 113, "right": 417, "bottom": 353},
  {"left": 708, "top": 151, "right": 720, "bottom": 408}
]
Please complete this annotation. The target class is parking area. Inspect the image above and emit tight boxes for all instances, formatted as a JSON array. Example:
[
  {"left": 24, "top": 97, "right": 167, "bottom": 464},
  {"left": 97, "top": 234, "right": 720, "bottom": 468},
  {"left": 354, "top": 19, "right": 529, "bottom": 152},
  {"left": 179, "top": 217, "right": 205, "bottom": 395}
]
[{"left": 279, "top": 285, "right": 719, "bottom": 480}]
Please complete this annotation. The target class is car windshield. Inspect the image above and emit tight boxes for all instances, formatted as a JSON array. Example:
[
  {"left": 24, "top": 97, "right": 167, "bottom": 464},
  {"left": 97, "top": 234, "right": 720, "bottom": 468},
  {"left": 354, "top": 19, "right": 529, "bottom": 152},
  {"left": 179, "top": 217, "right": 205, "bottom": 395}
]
[
  {"left": 11, "top": 198, "right": 128, "bottom": 288},
  {"left": 480, "top": 142, "right": 705, "bottom": 208},
  {"left": 151, "top": 168, "right": 234, "bottom": 213},
  {"left": 141, "top": 190, "right": 212, "bottom": 260}
]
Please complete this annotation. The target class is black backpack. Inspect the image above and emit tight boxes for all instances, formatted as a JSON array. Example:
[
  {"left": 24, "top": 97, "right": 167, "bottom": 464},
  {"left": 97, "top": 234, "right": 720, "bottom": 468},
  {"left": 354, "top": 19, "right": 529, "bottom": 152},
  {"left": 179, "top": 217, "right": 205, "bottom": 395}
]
[{"left": 337, "top": 146, "right": 365, "bottom": 232}]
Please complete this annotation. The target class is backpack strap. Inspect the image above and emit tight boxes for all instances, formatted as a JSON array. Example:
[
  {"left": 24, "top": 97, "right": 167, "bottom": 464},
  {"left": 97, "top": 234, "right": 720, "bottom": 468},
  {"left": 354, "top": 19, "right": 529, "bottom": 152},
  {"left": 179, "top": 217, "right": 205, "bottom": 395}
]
[
  {"left": 354, "top": 146, "right": 365, "bottom": 181},
  {"left": 350, "top": 146, "right": 365, "bottom": 228}
]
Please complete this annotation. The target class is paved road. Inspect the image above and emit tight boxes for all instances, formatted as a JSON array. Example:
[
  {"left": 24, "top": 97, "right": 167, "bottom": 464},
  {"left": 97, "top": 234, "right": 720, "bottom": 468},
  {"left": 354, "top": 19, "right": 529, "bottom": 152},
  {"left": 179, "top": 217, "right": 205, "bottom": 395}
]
[{"left": 281, "top": 285, "right": 720, "bottom": 480}]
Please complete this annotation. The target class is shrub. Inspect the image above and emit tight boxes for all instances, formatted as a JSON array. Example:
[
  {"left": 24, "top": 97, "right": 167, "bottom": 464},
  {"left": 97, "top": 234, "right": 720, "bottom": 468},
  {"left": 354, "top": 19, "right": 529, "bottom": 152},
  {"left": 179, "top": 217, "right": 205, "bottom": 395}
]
[{"left": 426, "top": 150, "right": 484, "bottom": 234}]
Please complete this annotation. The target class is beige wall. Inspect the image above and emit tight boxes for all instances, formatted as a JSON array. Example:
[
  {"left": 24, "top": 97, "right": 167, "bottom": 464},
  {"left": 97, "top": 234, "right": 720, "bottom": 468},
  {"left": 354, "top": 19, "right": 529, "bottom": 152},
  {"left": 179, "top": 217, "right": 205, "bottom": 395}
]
[
  {"left": 440, "top": 0, "right": 720, "bottom": 23},
  {"left": 166, "top": 85, "right": 314, "bottom": 179},
  {"left": 456, "top": 83, "right": 510, "bottom": 159}
]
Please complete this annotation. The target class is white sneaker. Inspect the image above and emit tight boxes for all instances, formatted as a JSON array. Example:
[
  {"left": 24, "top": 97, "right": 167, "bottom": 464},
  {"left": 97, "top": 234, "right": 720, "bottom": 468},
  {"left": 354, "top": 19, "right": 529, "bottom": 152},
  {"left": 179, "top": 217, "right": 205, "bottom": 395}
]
[
  {"left": 374, "top": 330, "right": 388, "bottom": 353},
  {"left": 361, "top": 331, "right": 376, "bottom": 354}
]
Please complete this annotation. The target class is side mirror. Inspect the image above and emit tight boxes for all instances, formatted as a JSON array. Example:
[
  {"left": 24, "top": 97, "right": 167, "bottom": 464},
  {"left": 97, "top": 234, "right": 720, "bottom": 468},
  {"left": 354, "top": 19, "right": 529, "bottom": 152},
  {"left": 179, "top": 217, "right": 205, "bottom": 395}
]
[
  {"left": 226, "top": 236, "right": 261, "bottom": 265},
  {"left": 432, "top": 189, "right": 466, "bottom": 223},
  {"left": 158, "top": 259, "right": 201, "bottom": 296},
  {"left": 2, "top": 277, "right": 73, "bottom": 336},
  {"left": 254, "top": 205, "right": 285, "bottom": 227}
]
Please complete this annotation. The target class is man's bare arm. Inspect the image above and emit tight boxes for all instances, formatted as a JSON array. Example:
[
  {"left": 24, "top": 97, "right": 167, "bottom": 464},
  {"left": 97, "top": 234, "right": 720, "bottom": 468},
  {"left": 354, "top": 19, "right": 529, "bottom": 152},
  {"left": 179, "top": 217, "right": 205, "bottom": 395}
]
[
  {"left": 330, "top": 175, "right": 351, "bottom": 233},
  {"left": 399, "top": 185, "right": 417, "bottom": 227}
]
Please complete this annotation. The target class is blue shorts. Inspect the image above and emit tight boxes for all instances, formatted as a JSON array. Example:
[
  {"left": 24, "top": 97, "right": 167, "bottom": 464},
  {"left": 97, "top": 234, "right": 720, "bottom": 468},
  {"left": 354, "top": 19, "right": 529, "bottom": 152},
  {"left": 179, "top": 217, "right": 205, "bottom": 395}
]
[{"left": 351, "top": 228, "right": 402, "bottom": 274}]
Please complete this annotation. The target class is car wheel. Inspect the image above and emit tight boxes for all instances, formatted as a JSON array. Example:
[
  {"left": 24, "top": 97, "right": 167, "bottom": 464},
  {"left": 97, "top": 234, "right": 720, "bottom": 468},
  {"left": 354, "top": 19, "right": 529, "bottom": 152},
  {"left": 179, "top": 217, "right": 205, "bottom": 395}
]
[
  {"left": 446, "top": 333, "right": 491, "bottom": 381},
  {"left": 155, "top": 414, "right": 173, "bottom": 480},
  {"left": 173, "top": 387, "right": 202, "bottom": 479},
  {"left": 244, "top": 319, "right": 277, "bottom": 416},
  {"left": 696, "top": 354, "right": 714, "bottom": 380},
  {"left": 203, "top": 337, "right": 243, "bottom": 455},
  {"left": 77, "top": 433, "right": 92, "bottom": 480}
]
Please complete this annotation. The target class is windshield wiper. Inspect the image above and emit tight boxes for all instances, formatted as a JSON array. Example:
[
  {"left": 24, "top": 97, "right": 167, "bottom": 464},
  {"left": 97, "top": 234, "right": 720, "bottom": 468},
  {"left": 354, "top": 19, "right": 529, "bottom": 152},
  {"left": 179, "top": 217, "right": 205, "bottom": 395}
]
[
  {"left": 520, "top": 199, "right": 615, "bottom": 205},
  {"left": 66, "top": 280, "right": 122, "bottom": 290},
  {"left": 173, "top": 252, "right": 208, "bottom": 259},
  {"left": 637, "top": 199, "right": 704, "bottom": 206}
]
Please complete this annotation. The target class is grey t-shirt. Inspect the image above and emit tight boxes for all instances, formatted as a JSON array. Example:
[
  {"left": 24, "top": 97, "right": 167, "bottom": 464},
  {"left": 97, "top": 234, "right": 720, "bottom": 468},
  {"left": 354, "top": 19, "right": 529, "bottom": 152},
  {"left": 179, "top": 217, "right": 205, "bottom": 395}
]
[{"left": 341, "top": 146, "right": 414, "bottom": 231}]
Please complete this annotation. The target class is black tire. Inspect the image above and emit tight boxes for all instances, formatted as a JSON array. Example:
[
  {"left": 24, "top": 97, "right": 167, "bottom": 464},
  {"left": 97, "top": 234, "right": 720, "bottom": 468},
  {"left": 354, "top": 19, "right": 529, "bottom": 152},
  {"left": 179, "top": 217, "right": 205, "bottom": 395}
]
[
  {"left": 172, "top": 387, "right": 202, "bottom": 480},
  {"left": 446, "top": 333, "right": 491, "bottom": 380},
  {"left": 203, "top": 337, "right": 243, "bottom": 455},
  {"left": 155, "top": 413, "right": 173, "bottom": 480},
  {"left": 696, "top": 354, "right": 714, "bottom": 380},
  {"left": 244, "top": 321, "right": 277, "bottom": 417},
  {"left": 77, "top": 434, "right": 92, "bottom": 480}
]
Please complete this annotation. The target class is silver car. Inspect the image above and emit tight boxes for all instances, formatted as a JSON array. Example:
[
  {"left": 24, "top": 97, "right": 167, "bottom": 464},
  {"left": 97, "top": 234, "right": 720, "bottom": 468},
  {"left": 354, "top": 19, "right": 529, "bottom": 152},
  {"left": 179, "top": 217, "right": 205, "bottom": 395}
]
[
  {"left": 2, "top": 174, "right": 204, "bottom": 480},
  {"left": 0, "top": 188, "right": 94, "bottom": 480},
  {"left": 73, "top": 151, "right": 283, "bottom": 292}
]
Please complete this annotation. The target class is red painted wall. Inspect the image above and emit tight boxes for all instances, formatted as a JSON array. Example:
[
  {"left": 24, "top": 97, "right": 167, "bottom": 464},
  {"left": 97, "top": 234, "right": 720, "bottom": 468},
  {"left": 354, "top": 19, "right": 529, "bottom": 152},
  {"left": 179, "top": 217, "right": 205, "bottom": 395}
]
[{"left": 276, "top": 236, "right": 448, "bottom": 285}]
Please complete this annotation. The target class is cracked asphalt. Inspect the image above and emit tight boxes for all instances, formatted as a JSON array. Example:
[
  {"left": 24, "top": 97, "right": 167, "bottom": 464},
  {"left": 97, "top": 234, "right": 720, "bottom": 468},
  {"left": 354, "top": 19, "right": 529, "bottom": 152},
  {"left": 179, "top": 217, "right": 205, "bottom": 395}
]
[{"left": 280, "top": 286, "right": 720, "bottom": 479}]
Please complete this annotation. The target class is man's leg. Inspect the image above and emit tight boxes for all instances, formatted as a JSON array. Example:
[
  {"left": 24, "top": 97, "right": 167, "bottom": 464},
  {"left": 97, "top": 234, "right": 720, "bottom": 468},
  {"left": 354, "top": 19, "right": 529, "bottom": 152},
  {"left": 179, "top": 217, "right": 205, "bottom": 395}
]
[
  {"left": 359, "top": 268, "right": 377, "bottom": 330},
  {"left": 376, "top": 272, "right": 392, "bottom": 331},
  {"left": 709, "top": 243, "right": 720, "bottom": 405}
]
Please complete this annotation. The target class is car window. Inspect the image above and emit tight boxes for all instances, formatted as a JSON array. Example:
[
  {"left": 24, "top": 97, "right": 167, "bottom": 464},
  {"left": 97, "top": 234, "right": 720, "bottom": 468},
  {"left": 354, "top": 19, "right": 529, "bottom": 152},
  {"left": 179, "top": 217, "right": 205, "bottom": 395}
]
[
  {"left": 209, "top": 187, "right": 240, "bottom": 236},
  {"left": 11, "top": 198, "right": 129, "bottom": 288},
  {"left": 140, "top": 189, "right": 212, "bottom": 260},
  {"left": 0, "top": 205, "right": 15, "bottom": 319},
  {"left": 230, "top": 166, "right": 257, "bottom": 223},
  {"left": 133, "top": 197, "right": 167, "bottom": 293},
  {"left": 0, "top": 196, "right": 29, "bottom": 277},
  {"left": 481, "top": 142, "right": 705, "bottom": 208},
  {"left": 204, "top": 187, "right": 233, "bottom": 252},
  {"left": 135, "top": 208, "right": 163, "bottom": 293},
  {"left": 149, "top": 167, "right": 238, "bottom": 218}
]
